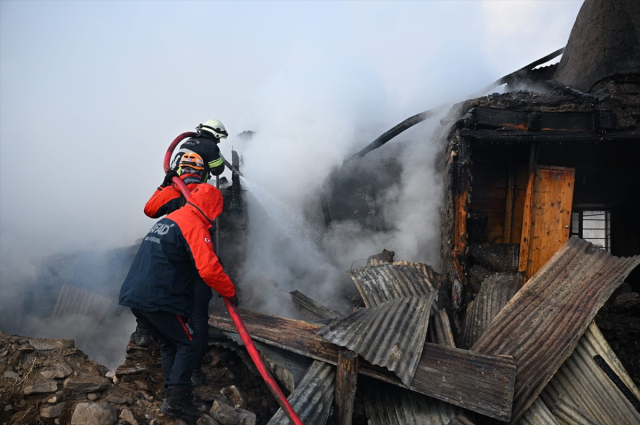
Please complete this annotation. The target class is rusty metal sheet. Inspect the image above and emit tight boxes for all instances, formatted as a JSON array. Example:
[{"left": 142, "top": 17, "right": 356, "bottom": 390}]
[
  {"left": 517, "top": 397, "right": 560, "bottom": 425},
  {"left": 551, "top": 397, "right": 600, "bottom": 425},
  {"left": 539, "top": 321, "right": 640, "bottom": 425},
  {"left": 347, "top": 262, "right": 437, "bottom": 309},
  {"left": 318, "top": 294, "right": 435, "bottom": 387},
  {"left": 267, "top": 360, "right": 334, "bottom": 425},
  {"left": 459, "top": 272, "right": 521, "bottom": 349},
  {"left": 349, "top": 260, "right": 452, "bottom": 348},
  {"left": 472, "top": 236, "right": 640, "bottom": 423},
  {"left": 363, "top": 379, "right": 462, "bottom": 425},
  {"left": 428, "top": 308, "right": 456, "bottom": 348}
]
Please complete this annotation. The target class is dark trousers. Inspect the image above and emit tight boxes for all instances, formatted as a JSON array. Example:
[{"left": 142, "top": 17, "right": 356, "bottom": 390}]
[
  {"left": 131, "top": 309, "right": 200, "bottom": 394},
  {"left": 192, "top": 278, "right": 213, "bottom": 371}
]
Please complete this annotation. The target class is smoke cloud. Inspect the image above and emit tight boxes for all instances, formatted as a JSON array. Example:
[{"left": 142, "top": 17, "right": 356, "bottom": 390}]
[{"left": 0, "top": 1, "right": 582, "bottom": 367}]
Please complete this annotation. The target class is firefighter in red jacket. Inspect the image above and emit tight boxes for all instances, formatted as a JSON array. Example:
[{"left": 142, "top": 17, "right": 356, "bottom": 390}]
[
  {"left": 119, "top": 184, "right": 237, "bottom": 421},
  {"left": 128, "top": 152, "right": 206, "bottom": 348},
  {"left": 134, "top": 152, "right": 219, "bottom": 387}
]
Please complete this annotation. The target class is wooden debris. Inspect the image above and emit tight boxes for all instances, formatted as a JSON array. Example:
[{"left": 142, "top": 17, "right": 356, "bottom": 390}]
[
  {"left": 334, "top": 351, "right": 358, "bottom": 425},
  {"left": 209, "top": 306, "right": 516, "bottom": 421},
  {"left": 289, "top": 290, "right": 340, "bottom": 320}
]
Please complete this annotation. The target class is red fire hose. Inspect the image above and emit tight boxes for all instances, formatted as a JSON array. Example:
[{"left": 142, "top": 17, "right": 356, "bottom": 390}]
[{"left": 164, "top": 133, "right": 303, "bottom": 425}]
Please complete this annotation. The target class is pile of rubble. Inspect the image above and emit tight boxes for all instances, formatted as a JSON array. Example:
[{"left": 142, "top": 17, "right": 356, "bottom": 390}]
[
  {"left": 208, "top": 237, "right": 640, "bottom": 425},
  {"left": 0, "top": 329, "right": 280, "bottom": 425},
  {"left": 2, "top": 237, "right": 639, "bottom": 425}
]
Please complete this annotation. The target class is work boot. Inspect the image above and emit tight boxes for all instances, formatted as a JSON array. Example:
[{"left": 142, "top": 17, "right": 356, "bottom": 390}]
[
  {"left": 130, "top": 328, "right": 151, "bottom": 347},
  {"left": 160, "top": 388, "right": 202, "bottom": 421},
  {"left": 191, "top": 370, "right": 208, "bottom": 387}
]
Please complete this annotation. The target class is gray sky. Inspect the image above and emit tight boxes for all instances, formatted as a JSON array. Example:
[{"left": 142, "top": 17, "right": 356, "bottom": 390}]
[{"left": 0, "top": 1, "right": 583, "bottom": 266}]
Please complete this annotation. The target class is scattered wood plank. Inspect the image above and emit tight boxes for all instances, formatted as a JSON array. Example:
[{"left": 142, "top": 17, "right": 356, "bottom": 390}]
[
  {"left": 289, "top": 290, "right": 340, "bottom": 320},
  {"left": 209, "top": 306, "right": 516, "bottom": 421}
]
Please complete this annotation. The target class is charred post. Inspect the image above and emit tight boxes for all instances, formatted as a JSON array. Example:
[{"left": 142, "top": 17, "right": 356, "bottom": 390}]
[{"left": 334, "top": 351, "right": 359, "bottom": 425}]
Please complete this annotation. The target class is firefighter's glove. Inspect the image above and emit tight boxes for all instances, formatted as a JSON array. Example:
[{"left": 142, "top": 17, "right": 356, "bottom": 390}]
[
  {"left": 226, "top": 294, "right": 239, "bottom": 308},
  {"left": 161, "top": 170, "right": 179, "bottom": 187}
]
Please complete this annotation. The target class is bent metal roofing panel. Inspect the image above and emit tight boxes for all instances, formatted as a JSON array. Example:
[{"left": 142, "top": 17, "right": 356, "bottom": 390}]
[
  {"left": 471, "top": 236, "right": 640, "bottom": 424},
  {"left": 318, "top": 294, "right": 436, "bottom": 387}
]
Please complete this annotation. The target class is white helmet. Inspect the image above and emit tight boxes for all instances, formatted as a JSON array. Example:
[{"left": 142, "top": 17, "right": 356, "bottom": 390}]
[{"left": 198, "top": 119, "right": 228, "bottom": 139}]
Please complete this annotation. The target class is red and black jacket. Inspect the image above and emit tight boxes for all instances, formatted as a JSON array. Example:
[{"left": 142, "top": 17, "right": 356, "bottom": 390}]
[
  {"left": 143, "top": 175, "right": 200, "bottom": 219},
  {"left": 119, "top": 185, "right": 235, "bottom": 318}
]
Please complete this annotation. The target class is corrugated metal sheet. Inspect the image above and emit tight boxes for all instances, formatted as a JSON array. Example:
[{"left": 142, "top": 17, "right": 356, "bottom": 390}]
[
  {"left": 517, "top": 397, "right": 560, "bottom": 425},
  {"left": 318, "top": 294, "right": 435, "bottom": 386},
  {"left": 472, "top": 237, "right": 640, "bottom": 424},
  {"left": 50, "top": 284, "right": 112, "bottom": 322},
  {"left": 428, "top": 309, "right": 456, "bottom": 347},
  {"left": 208, "top": 302, "right": 517, "bottom": 421},
  {"left": 459, "top": 272, "right": 521, "bottom": 349},
  {"left": 347, "top": 261, "right": 437, "bottom": 309},
  {"left": 363, "top": 380, "right": 462, "bottom": 425},
  {"left": 349, "top": 260, "right": 454, "bottom": 348},
  {"left": 539, "top": 321, "right": 640, "bottom": 425},
  {"left": 551, "top": 397, "right": 600, "bottom": 425},
  {"left": 446, "top": 414, "right": 475, "bottom": 425},
  {"left": 267, "top": 360, "right": 334, "bottom": 425}
]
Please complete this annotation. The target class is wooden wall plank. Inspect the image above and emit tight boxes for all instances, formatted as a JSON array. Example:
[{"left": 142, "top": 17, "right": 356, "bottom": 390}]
[
  {"left": 525, "top": 166, "right": 575, "bottom": 280},
  {"left": 518, "top": 168, "right": 536, "bottom": 272},
  {"left": 510, "top": 165, "right": 529, "bottom": 244},
  {"left": 503, "top": 161, "right": 515, "bottom": 243}
]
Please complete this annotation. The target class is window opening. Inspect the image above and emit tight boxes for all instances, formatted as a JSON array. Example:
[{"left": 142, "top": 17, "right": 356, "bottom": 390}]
[{"left": 570, "top": 210, "right": 611, "bottom": 252}]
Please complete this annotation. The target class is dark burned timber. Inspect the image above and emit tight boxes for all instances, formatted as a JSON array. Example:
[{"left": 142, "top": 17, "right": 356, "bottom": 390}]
[{"left": 209, "top": 306, "right": 516, "bottom": 421}]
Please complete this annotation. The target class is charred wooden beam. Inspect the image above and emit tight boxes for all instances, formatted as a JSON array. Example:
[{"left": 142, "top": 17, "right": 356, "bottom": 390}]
[
  {"left": 334, "top": 351, "right": 358, "bottom": 425},
  {"left": 290, "top": 290, "right": 340, "bottom": 320},
  {"left": 209, "top": 306, "right": 516, "bottom": 421},
  {"left": 347, "top": 106, "right": 448, "bottom": 161},
  {"left": 470, "top": 107, "right": 615, "bottom": 132},
  {"left": 346, "top": 48, "right": 565, "bottom": 161},
  {"left": 460, "top": 129, "right": 640, "bottom": 143}
]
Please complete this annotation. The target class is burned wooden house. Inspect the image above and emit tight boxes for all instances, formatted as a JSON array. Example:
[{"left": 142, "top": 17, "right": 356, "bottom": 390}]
[
  {"left": 120, "top": 1, "right": 640, "bottom": 424},
  {"left": 211, "top": 1, "right": 640, "bottom": 424}
]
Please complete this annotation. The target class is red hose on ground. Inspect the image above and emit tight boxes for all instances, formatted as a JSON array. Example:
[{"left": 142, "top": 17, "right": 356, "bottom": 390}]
[
  {"left": 224, "top": 299, "right": 304, "bottom": 425},
  {"left": 164, "top": 133, "right": 304, "bottom": 425}
]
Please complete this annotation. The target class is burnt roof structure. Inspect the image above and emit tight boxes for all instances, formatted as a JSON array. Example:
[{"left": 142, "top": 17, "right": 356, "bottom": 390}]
[{"left": 204, "top": 1, "right": 640, "bottom": 424}]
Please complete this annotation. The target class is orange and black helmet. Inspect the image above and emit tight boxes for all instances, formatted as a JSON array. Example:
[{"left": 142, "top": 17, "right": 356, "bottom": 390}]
[{"left": 178, "top": 152, "right": 205, "bottom": 175}]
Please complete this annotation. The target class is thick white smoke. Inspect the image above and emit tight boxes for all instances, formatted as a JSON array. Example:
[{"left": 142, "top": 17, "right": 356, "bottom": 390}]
[
  {"left": 223, "top": 46, "right": 451, "bottom": 315},
  {"left": 0, "top": 1, "right": 583, "bottom": 367}
]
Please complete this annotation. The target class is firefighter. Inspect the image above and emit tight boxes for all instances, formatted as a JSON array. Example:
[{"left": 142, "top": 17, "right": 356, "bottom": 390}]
[
  {"left": 143, "top": 151, "right": 218, "bottom": 386},
  {"left": 128, "top": 152, "right": 208, "bottom": 348},
  {"left": 119, "top": 184, "right": 237, "bottom": 421},
  {"left": 144, "top": 152, "right": 208, "bottom": 219},
  {"left": 169, "top": 119, "right": 229, "bottom": 180}
]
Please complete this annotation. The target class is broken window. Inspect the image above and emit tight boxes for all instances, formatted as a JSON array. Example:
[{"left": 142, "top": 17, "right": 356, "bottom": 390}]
[{"left": 570, "top": 210, "right": 611, "bottom": 252}]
